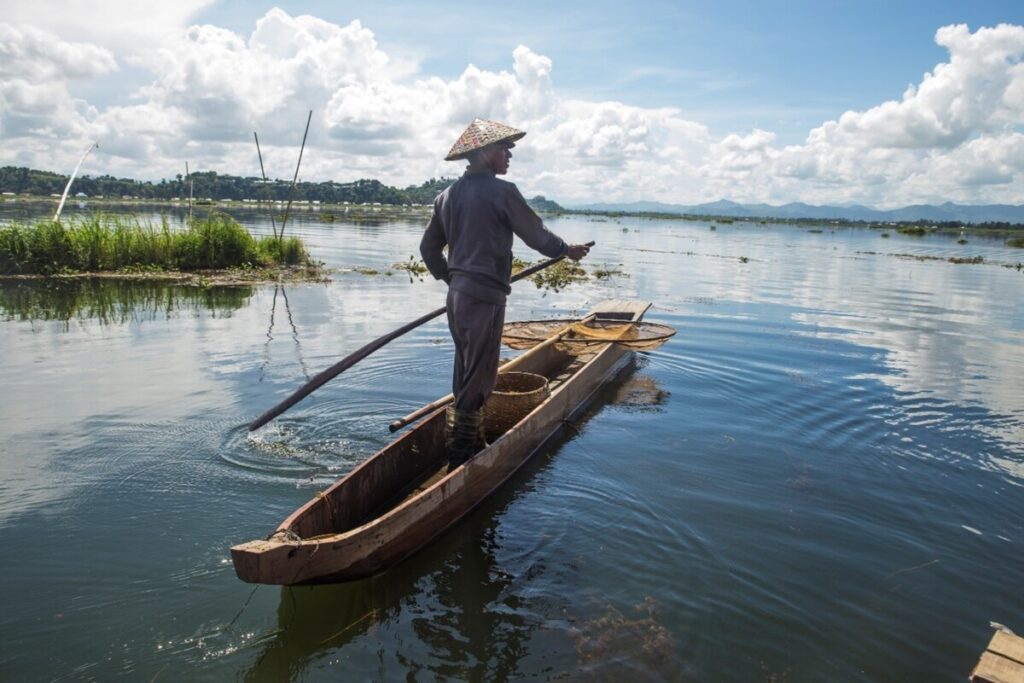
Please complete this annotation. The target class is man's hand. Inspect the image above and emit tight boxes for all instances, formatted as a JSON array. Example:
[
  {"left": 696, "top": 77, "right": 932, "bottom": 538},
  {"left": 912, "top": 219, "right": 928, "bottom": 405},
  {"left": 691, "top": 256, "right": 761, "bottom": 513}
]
[{"left": 566, "top": 243, "right": 590, "bottom": 261}]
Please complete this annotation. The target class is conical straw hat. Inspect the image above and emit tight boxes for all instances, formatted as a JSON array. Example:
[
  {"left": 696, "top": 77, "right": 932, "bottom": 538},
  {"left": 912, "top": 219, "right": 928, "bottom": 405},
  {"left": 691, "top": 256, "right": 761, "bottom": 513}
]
[{"left": 445, "top": 118, "right": 526, "bottom": 161}]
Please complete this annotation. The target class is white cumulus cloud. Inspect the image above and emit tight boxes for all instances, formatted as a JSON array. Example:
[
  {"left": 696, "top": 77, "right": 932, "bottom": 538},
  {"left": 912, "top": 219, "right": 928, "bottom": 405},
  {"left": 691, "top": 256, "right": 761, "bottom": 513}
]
[{"left": 0, "top": 12, "right": 1022, "bottom": 208}]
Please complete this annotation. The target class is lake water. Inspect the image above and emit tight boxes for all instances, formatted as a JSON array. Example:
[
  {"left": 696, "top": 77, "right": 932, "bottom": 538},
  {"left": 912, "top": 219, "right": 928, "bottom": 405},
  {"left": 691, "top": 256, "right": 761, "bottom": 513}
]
[{"left": 1, "top": 203, "right": 1022, "bottom": 681}]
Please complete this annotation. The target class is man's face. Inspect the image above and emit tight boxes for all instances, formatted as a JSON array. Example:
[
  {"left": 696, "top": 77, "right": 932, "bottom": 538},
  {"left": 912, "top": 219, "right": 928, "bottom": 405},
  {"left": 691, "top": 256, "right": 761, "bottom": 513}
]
[{"left": 482, "top": 142, "right": 513, "bottom": 175}]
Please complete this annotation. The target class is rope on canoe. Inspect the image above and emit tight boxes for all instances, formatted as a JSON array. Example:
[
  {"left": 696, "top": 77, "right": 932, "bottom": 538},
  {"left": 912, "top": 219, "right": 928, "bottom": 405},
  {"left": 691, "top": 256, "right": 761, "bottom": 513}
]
[{"left": 227, "top": 585, "right": 261, "bottom": 630}]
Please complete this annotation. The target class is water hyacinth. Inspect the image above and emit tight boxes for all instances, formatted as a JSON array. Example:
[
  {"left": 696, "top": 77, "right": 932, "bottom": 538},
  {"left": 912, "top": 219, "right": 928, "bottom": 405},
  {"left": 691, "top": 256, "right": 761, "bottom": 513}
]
[{"left": 0, "top": 212, "right": 309, "bottom": 275}]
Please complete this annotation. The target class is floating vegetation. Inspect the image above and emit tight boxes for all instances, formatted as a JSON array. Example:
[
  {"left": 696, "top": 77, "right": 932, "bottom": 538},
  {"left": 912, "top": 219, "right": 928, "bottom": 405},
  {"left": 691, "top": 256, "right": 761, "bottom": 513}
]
[
  {"left": 739, "top": 256, "right": 749, "bottom": 263},
  {"left": 529, "top": 259, "right": 588, "bottom": 291},
  {"left": 512, "top": 256, "right": 585, "bottom": 291},
  {"left": 390, "top": 256, "right": 428, "bottom": 282},
  {"left": 0, "top": 212, "right": 313, "bottom": 276},
  {"left": 957, "top": 238, "right": 968, "bottom": 245},
  {"left": 897, "top": 226, "right": 928, "bottom": 236},
  {"left": 881, "top": 233, "right": 890, "bottom": 238},
  {"left": 593, "top": 264, "right": 626, "bottom": 279},
  {"left": 808, "top": 229, "right": 823, "bottom": 234},
  {"left": 353, "top": 267, "right": 380, "bottom": 276},
  {"left": 568, "top": 598, "right": 679, "bottom": 679},
  {"left": 948, "top": 255, "right": 984, "bottom": 265},
  {"left": 1008, "top": 237, "right": 1024, "bottom": 248}
]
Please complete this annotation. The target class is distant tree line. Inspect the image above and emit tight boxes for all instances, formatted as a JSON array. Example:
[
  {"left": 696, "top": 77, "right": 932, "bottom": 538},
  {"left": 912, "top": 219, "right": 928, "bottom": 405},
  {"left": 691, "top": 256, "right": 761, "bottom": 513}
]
[{"left": 0, "top": 166, "right": 458, "bottom": 206}]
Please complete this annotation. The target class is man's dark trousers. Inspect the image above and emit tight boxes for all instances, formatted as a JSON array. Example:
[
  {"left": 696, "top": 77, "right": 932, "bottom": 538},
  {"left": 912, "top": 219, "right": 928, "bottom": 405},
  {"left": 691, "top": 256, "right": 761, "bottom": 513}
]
[{"left": 446, "top": 289, "right": 505, "bottom": 411}]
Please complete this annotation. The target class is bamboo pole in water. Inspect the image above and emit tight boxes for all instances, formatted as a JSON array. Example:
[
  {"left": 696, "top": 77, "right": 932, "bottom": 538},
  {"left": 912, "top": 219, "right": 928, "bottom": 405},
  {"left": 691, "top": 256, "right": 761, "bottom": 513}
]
[
  {"left": 253, "top": 132, "right": 279, "bottom": 241},
  {"left": 185, "top": 161, "right": 193, "bottom": 221},
  {"left": 54, "top": 142, "right": 98, "bottom": 222},
  {"left": 279, "top": 110, "right": 313, "bottom": 244}
]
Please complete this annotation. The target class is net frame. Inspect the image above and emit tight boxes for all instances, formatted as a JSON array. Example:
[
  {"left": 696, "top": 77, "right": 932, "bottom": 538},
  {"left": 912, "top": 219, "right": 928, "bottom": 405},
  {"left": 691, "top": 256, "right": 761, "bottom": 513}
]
[{"left": 501, "top": 318, "right": 676, "bottom": 351}]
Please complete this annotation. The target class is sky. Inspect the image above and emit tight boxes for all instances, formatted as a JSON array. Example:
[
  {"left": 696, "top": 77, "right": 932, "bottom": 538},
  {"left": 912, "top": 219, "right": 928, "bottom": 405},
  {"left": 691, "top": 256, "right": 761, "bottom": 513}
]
[{"left": 1, "top": 1, "right": 1022, "bottom": 208}]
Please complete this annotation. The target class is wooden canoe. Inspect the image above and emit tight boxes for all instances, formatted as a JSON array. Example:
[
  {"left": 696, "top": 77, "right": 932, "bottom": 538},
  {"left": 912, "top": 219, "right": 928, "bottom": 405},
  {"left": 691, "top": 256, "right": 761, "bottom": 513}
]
[{"left": 231, "top": 299, "right": 652, "bottom": 585}]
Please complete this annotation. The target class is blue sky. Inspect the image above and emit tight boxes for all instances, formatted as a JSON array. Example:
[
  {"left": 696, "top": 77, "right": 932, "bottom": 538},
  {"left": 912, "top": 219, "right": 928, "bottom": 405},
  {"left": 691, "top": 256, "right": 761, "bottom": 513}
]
[
  {"left": 194, "top": 0, "right": 1022, "bottom": 141},
  {"left": 2, "top": 1, "right": 1023, "bottom": 206}
]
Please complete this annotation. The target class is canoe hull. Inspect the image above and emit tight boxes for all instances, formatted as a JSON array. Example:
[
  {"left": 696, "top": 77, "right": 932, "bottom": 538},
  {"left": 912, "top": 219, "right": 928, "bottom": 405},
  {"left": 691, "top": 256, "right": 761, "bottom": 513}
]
[{"left": 232, "top": 300, "right": 651, "bottom": 585}]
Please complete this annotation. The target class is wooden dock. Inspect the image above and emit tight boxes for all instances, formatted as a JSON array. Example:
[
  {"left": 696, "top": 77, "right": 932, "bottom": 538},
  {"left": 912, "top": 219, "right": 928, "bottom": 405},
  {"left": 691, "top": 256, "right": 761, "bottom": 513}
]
[{"left": 972, "top": 630, "right": 1024, "bottom": 683}]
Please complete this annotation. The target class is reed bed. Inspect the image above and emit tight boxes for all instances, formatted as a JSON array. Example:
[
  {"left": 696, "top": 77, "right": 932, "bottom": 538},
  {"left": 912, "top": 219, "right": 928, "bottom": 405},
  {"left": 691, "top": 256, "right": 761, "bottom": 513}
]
[{"left": 0, "top": 213, "right": 309, "bottom": 275}]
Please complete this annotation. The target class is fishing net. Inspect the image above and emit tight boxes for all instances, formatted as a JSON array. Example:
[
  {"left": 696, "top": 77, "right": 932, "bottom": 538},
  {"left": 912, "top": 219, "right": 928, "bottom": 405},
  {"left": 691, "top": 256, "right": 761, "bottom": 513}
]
[{"left": 501, "top": 319, "right": 676, "bottom": 351}]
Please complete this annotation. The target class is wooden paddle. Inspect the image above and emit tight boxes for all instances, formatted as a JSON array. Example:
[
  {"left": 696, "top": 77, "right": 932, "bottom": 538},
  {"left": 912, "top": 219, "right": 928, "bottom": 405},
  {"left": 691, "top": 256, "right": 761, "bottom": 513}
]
[{"left": 248, "top": 241, "right": 595, "bottom": 431}]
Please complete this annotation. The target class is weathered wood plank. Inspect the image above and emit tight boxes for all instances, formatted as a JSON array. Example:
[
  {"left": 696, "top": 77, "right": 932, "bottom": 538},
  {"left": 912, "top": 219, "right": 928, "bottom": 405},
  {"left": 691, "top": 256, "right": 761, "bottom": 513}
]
[
  {"left": 991, "top": 631, "right": 1024, "bottom": 666},
  {"left": 972, "top": 651, "right": 1024, "bottom": 683}
]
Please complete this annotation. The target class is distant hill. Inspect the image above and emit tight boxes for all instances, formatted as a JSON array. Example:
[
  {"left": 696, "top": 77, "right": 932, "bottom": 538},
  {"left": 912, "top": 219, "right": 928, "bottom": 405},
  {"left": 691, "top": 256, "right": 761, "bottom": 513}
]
[
  {"left": 527, "top": 195, "right": 564, "bottom": 212},
  {"left": 573, "top": 199, "right": 1024, "bottom": 224}
]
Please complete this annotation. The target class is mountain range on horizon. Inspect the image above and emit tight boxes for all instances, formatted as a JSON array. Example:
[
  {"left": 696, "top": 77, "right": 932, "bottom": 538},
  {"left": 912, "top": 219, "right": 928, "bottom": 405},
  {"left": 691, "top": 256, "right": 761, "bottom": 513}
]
[{"left": 570, "top": 199, "right": 1024, "bottom": 224}]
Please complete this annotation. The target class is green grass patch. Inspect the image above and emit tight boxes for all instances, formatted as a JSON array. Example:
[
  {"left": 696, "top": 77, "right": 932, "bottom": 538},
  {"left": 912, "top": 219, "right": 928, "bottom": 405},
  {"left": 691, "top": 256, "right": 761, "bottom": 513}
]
[
  {"left": 1007, "top": 237, "right": 1024, "bottom": 248},
  {"left": 0, "top": 212, "right": 310, "bottom": 275}
]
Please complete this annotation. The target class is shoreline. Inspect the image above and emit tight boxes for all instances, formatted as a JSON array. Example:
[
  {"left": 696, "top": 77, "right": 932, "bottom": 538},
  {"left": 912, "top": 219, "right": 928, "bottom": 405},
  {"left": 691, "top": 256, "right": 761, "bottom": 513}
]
[
  {"left": 4, "top": 195, "right": 1023, "bottom": 236},
  {"left": 0, "top": 263, "right": 330, "bottom": 287}
]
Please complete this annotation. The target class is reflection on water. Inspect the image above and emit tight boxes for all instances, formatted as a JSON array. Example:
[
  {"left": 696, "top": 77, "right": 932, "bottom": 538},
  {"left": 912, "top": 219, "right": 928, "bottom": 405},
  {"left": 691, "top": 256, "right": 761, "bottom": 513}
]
[
  {"left": 244, "top": 524, "right": 532, "bottom": 682},
  {"left": 260, "top": 284, "right": 309, "bottom": 382},
  {"left": 0, "top": 277, "right": 252, "bottom": 325}
]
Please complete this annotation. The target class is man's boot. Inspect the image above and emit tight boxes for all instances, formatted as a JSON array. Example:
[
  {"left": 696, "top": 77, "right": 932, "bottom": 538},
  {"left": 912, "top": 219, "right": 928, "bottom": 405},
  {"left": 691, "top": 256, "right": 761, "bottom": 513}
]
[{"left": 446, "top": 407, "right": 484, "bottom": 471}]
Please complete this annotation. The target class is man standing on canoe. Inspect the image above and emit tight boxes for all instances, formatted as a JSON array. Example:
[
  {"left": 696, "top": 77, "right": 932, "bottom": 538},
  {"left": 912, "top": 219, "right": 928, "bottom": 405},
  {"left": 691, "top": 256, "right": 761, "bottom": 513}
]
[{"left": 420, "top": 118, "right": 590, "bottom": 469}]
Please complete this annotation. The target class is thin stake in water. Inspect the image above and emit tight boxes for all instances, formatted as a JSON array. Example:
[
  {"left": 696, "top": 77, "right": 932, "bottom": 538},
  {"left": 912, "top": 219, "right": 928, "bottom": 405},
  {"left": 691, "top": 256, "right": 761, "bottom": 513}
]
[
  {"left": 254, "top": 131, "right": 279, "bottom": 241},
  {"left": 185, "top": 161, "right": 193, "bottom": 221},
  {"left": 54, "top": 141, "right": 98, "bottom": 222},
  {"left": 279, "top": 110, "right": 313, "bottom": 244}
]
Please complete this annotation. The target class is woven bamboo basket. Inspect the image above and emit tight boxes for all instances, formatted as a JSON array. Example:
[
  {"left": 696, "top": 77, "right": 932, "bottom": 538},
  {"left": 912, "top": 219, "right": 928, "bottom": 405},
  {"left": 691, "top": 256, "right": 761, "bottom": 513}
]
[{"left": 482, "top": 372, "right": 550, "bottom": 440}]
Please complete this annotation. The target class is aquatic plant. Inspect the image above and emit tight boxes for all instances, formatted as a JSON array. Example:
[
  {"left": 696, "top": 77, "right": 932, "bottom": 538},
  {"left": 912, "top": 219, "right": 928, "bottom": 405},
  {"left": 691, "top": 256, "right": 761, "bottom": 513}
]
[
  {"left": 897, "top": 226, "right": 928, "bottom": 236},
  {"left": 529, "top": 259, "right": 587, "bottom": 291},
  {"left": 391, "top": 256, "right": 428, "bottom": 282},
  {"left": 0, "top": 212, "right": 310, "bottom": 275},
  {"left": 1008, "top": 237, "right": 1024, "bottom": 248},
  {"left": 592, "top": 264, "right": 625, "bottom": 279}
]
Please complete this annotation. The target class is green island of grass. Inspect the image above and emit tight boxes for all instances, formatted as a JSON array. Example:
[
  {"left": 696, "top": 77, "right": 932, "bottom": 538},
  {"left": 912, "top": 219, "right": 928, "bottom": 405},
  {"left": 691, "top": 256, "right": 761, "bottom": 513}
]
[{"left": 0, "top": 212, "right": 325, "bottom": 284}]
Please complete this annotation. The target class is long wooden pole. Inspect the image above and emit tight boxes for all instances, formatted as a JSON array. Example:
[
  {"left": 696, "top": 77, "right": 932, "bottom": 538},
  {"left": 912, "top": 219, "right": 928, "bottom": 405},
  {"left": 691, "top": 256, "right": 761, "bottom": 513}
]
[
  {"left": 185, "top": 161, "right": 193, "bottom": 221},
  {"left": 387, "top": 313, "right": 597, "bottom": 432},
  {"left": 253, "top": 132, "right": 279, "bottom": 241},
  {"left": 54, "top": 142, "right": 98, "bottom": 221},
  {"left": 279, "top": 109, "right": 312, "bottom": 243},
  {"left": 248, "top": 241, "right": 595, "bottom": 431}
]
